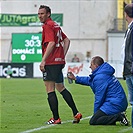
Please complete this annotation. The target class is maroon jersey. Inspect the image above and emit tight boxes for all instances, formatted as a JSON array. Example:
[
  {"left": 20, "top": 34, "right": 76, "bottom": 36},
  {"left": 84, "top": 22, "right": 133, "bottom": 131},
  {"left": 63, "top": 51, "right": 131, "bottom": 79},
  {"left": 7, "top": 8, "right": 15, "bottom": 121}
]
[{"left": 41, "top": 18, "right": 67, "bottom": 65}]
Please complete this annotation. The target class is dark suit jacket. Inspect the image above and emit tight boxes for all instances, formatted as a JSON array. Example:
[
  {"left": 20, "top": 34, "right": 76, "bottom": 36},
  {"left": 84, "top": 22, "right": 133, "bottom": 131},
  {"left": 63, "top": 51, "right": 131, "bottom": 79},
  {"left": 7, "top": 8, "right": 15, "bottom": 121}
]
[{"left": 123, "top": 22, "right": 133, "bottom": 78}]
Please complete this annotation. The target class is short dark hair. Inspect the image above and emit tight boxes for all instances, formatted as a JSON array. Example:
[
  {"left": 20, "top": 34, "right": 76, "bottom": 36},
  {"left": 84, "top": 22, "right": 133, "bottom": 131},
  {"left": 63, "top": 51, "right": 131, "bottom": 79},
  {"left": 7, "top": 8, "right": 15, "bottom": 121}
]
[
  {"left": 124, "top": 3, "right": 133, "bottom": 18},
  {"left": 39, "top": 5, "right": 51, "bottom": 16},
  {"left": 92, "top": 56, "right": 104, "bottom": 66}
]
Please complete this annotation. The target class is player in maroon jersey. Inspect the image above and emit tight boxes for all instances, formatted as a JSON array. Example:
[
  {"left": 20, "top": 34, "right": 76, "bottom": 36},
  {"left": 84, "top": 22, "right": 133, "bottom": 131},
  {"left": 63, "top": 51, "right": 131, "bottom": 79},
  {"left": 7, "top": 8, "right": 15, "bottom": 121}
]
[{"left": 38, "top": 5, "right": 82, "bottom": 124}]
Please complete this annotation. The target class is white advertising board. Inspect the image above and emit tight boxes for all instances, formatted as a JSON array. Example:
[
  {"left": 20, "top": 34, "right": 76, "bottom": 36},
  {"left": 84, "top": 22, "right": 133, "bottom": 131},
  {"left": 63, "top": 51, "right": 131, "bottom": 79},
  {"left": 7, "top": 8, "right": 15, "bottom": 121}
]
[
  {"left": 33, "top": 62, "right": 91, "bottom": 78},
  {"left": 33, "top": 62, "right": 123, "bottom": 78}
]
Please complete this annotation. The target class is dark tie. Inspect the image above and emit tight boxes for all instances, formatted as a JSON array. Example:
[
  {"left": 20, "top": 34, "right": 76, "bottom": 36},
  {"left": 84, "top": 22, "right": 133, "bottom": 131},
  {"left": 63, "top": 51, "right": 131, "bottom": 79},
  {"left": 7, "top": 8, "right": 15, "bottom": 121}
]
[{"left": 124, "top": 29, "right": 128, "bottom": 38}]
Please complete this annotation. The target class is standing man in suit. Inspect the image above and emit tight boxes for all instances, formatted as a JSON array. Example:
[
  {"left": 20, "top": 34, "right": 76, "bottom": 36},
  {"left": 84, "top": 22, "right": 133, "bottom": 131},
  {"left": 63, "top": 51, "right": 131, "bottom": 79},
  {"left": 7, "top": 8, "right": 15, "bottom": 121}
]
[{"left": 121, "top": 3, "right": 133, "bottom": 128}]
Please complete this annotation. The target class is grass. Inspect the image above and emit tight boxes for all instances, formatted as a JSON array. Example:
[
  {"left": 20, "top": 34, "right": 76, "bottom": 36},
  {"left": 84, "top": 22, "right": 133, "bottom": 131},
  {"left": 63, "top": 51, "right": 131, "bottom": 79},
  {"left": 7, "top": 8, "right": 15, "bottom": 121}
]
[{"left": 0, "top": 78, "right": 132, "bottom": 133}]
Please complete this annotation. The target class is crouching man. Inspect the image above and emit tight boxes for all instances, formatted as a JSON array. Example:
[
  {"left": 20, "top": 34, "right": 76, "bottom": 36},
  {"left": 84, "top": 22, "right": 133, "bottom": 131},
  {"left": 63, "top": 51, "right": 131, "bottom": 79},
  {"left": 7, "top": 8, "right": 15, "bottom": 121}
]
[{"left": 68, "top": 56, "right": 129, "bottom": 126}]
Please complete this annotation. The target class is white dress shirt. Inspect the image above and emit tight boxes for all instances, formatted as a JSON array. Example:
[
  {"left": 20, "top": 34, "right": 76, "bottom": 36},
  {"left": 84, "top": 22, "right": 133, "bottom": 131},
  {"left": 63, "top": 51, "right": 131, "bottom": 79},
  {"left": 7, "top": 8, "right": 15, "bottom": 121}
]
[{"left": 121, "top": 21, "right": 133, "bottom": 63}]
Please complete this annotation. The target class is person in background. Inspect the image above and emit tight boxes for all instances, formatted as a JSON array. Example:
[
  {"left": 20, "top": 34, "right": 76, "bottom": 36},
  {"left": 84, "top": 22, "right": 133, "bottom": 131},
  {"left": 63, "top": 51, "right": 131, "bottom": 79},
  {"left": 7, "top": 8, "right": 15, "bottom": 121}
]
[
  {"left": 6, "top": 65, "right": 13, "bottom": 78},
  {"left": 68, "top": 56, "right": 129, "bottom": 126},
  {"left": 38, "top": 5, "right": 82, "bottom": 124},
  {"left": 121, "top": 3, "right": 133, "bottom": 128},
  {"left": 72, "top": 54, "right": 80, "bottom": 62}
]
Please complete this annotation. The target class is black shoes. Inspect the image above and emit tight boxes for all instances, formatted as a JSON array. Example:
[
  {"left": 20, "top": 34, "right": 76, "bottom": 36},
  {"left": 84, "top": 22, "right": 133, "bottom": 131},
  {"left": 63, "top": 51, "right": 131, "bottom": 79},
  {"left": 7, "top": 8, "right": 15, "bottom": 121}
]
[{"left": 120, "top": 112, "right": 129, "bottom": 126}]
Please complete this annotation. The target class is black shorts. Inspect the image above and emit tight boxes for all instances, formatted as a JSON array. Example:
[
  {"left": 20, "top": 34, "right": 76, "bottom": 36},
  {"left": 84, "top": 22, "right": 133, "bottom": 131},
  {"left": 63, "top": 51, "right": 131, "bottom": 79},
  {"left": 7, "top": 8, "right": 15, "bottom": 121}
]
[{"left": 43, "top": 64, "right": 64, "bottom": 83}]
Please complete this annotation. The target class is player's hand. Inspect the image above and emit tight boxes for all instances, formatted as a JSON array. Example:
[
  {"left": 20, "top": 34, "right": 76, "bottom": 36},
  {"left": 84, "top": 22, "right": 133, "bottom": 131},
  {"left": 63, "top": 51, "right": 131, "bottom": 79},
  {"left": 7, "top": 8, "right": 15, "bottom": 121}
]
[{"left": 39, "top": 61, "right": 45, "bottom": 72}]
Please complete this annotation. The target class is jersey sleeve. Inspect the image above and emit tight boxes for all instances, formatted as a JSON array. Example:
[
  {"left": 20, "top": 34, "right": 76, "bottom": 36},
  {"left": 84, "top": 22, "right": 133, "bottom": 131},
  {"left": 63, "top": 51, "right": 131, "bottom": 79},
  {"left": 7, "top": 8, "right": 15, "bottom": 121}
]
[
  {"left": 62, "top": 32, "right": 67, "bottom": 40},
  {"left": 43, "top": 25, "right": 55, "bottom": 43}
]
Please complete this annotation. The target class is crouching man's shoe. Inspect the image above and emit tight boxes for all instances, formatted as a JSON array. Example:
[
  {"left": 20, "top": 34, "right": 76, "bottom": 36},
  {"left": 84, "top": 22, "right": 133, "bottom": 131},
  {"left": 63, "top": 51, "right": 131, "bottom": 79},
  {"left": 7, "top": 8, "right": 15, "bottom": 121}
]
[{"left": 120, "top": 112, "right": 129, "bottom": 126}]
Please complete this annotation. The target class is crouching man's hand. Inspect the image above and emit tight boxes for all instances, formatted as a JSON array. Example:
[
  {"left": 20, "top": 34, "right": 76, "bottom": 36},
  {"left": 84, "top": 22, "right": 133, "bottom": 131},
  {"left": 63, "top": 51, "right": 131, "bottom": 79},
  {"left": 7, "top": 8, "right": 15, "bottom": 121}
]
[{"left": 67, "top": 72, "right": 76, "bottom": 80}]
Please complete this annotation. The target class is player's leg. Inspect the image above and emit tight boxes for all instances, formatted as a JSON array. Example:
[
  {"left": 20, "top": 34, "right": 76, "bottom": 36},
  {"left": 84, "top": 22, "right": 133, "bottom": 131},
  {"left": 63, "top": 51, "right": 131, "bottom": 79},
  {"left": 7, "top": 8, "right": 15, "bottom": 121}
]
[
  {"left": 55, "top": 69, "right": 82, "bottom": 123},
  {"left": 43, "top": 65, "right": 61, "bottom": 124}
]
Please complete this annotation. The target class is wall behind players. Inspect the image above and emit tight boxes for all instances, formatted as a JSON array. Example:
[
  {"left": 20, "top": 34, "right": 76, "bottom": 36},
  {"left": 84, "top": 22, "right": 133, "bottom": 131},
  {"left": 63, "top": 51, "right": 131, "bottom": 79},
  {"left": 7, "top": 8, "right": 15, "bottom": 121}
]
[{"left": 0, "top": 0, "right": 117, "bottom": 62}]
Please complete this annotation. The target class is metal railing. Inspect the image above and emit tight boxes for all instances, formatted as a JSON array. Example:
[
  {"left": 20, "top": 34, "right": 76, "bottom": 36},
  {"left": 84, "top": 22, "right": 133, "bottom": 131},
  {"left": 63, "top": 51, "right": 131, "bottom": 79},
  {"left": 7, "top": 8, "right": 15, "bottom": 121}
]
[{"left": 113, "top": 18, "right": 127, "bottom": 31}]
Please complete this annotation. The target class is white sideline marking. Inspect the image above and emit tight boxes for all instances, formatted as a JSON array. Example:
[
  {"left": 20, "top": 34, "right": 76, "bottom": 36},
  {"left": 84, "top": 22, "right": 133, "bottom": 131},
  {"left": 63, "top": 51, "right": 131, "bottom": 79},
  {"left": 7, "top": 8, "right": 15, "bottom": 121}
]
[
  {"left": 21, "top": 106, "right": 132, "bottom": 133},
  {"left": 20, "top": 116, "right": 92, "bottom": 133},
  {"left": 118, "top": 127, "right": 132, "bottom": 133}
]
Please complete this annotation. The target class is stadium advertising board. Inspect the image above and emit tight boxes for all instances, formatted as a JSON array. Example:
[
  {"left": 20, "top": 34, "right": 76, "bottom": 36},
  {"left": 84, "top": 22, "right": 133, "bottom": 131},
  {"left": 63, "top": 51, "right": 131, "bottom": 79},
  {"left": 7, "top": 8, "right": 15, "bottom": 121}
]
[
  {"left": 33, "top": 62, "right": 91, "bottom": 78},
  {"left": 0, "top": 63, "right": 33, "bottom": 78},
  {"left": 33, "top": 62, "right": 123, "bottom": 78},
  {"left": 12, "top": 33, "right": 42, "bottom": 63},
  {"left": 0, "top": 14, "right": 63, "bottom": 26}
]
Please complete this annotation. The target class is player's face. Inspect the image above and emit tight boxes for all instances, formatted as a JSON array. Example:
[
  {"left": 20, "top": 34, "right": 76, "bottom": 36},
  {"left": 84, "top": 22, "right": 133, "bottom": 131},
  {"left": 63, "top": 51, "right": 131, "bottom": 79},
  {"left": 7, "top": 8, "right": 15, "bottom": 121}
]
[{"left": 38, "top": 8, "right": 50, "bottom": 23}]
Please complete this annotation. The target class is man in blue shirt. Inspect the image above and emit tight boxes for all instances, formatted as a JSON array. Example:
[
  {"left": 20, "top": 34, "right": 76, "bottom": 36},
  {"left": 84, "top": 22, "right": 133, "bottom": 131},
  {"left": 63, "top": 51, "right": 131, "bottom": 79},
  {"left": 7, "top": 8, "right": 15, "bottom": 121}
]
[{"left": 68, "top": 56, "right": 129, "bottom": 126}]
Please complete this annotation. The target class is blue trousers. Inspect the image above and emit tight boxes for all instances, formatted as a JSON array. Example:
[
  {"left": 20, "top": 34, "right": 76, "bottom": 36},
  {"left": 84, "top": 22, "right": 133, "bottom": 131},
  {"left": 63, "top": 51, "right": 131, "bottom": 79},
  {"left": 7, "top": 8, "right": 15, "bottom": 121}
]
[
  {"left": 132, "top": 106, "right": 133, "bottom": 128},
  {"left": 126, "top": 75, "right": 133, "bottom": 128}
]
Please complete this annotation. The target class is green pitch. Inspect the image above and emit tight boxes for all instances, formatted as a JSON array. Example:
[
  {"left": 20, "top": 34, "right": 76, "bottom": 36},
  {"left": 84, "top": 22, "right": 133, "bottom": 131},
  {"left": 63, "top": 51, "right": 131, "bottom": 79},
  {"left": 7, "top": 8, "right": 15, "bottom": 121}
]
[{"left": 0, "top": 78, "right": 132, "bottom": 133}]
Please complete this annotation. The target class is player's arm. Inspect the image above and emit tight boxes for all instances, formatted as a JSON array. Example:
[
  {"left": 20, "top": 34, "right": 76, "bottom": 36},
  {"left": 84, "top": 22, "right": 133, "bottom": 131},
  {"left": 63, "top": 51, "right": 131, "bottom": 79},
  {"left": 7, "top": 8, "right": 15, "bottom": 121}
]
[
  {"left": 63, "top": 37, "right": 70, "bottom": 56},
  {"left": 40, "top": 41, "right": 55, "bottom": 72},
  {"left": 61, "top": 31, "right": 70, "bottom": 56},
  {"left": 42, "top": 41, "right": 55, "bottom": 61},
  {"left": 40, "top": 24, "right": 55, "bottom": 72}
]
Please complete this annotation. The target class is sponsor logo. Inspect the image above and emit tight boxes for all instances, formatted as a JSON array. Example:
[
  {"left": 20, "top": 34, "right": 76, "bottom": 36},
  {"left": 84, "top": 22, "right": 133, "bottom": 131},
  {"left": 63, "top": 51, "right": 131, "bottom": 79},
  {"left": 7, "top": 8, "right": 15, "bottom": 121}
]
[
  {"left": 0, "top": 65, "right": 26, "bottom": 77},
  {"left": 68, "top": 64, "right": 83, "bottom": 74}
]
